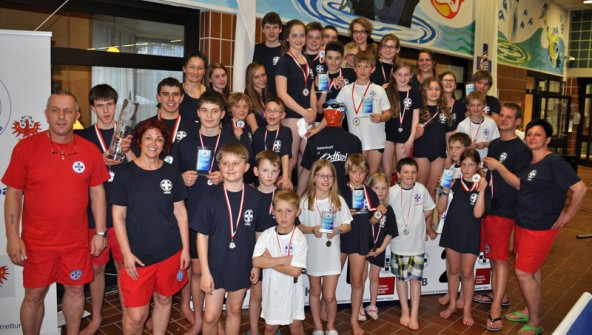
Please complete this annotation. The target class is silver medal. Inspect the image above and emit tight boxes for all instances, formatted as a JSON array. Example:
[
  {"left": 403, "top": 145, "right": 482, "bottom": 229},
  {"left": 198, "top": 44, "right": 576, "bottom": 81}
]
[
  {"left": 398, "top": 127, "right": 403, "bottom": 133},
  {"left": 302, "top": 88, "right": 309, "bottom": 96},
  {"left": 207, "top": 179, "right": 214, "bottom": 186},
  {"left": 229, "top": 241, "right": 236, "bottom": 249}
]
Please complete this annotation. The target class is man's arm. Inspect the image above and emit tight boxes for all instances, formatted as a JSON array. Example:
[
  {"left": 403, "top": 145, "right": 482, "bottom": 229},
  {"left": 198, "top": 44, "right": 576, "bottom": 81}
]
[
  {"left": 89, "top": 184, "right": 108, "bottom": 256},
  {"left": 552, "top": 181, "right": 587, "bottom": 229},
  {"left": 4, "top": 186, "right": 26, "bottom": 266},
  {"left": 482, "top": 157, "right": 520, "bottom": 190}
]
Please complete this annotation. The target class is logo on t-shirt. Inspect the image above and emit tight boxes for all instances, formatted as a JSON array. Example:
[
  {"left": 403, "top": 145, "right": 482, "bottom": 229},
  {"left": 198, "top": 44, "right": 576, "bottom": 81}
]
[
  {"left": 160, "top": 179, "right": 173, "bottom": 194},
  {"left": 319, "top": 151, "right": 347, "bottom": 162},
  {"left": 273, "top": 140, "right": 282, "bottom": 152},
  {"left": 272, "top": 56, "right": 280, "bottom": 65},
  {"left": 315, "top": 65, "right": 324, "bottom": 73},
  {"left": 414, "top": 193, "right": 422, "bottom": 204},
  {"left": 72, "top": 161, "right": 85, "bottom": 174},
  {"left": 403, "top": 97, "right": 412, "bottom": 109},
  {"left": 164, "top": 155, "right": 174, "bottom": 164},
  {"left": 176, "top": 131, "right": 187, "bottom": 142},
  {"left": 283, "top": 243, "right": 295, "bottom": 255},
  {"left": 70, "top": 269, "right": 83, "bottom": 281},
  {"left": 484, "top": 105, "right": 491, "bottom": 114},
  {"left": 483, "top": 129, "right": 490, "bottom": 137},
  {"left": 244, "top": 209, "right": 254, "bottom": 225},
  {"left": 439, "top": 113, "right": 447, "bottom": 123},
  {"left": 527, "top": 170, "right": 537, "bottom": 181},
  {"left": 344, "top": 78, "right": 350, "bottom": 86},
  {"left": 470, "top": 193, "right": 478, "bottom": 205}
]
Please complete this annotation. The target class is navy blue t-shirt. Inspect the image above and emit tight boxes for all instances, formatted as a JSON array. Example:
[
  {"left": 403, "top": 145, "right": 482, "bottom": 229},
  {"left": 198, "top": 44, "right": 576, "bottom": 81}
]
[
  {"left": 275, "top": 53, "right": 314, "bottom": 119},
  {"left": 486, "top": 137, "right": 531, "bottom": 218},
  {"left": 191, "top": 185, "right": 264, "bottom": 291},
  {"left": 516, "top": 153, "right": 580, "bottom": 230},
  {"left": 253, "top": 43, "right": 282, "bottom": 96},
  {"left": 110, "top": 161, "right": 188, "bottom": 265},
  {"left": 388, "top": 88, "right": 422, "bottom": 143},
  {"left": 338, "top": 184, "right": 380, "bottom": 255},
  {"left": 252, "top": 125, "right": 293, "bottom": 159},
  {"left": 370, "top": 60, "right": 393, "bottom": 87},
  {"left": 413, "top": 105, "right": 453, "bottom": 159}
]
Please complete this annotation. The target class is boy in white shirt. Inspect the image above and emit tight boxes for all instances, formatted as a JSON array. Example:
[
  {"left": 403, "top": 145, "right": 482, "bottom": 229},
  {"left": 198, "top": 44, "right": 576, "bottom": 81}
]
[
  {"left": 253, "top": 190, "right": 308, "bottom": 335},
  {"left": 336, "top": 50, "right": 391, "bottom": 175},
  {"left": 455, "top": 91, "right": 499, "bottom": 159},
  {"left": 388, "top": 158, "right": 436, "bottom": 331}
]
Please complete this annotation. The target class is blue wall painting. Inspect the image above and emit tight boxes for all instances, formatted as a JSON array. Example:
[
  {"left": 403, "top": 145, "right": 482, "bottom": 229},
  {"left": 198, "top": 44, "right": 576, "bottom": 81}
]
[{"left": 498, "top": 0, "right": 567, "bottom": 75}]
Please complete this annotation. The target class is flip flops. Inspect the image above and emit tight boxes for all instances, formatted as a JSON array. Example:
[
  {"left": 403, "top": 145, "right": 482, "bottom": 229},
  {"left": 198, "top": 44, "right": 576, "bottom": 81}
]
[
  {"left": 517, "top": 324, "right": 544, "bottom": 335},
  {"left": 486, "top": 315, "right": 504, "bottom": 332},
  {"left": 504, "top": 311, "right": 529, "bottom": 323},
  {"left": 474, "top": 293, "right": 511, "bottom": 307}
]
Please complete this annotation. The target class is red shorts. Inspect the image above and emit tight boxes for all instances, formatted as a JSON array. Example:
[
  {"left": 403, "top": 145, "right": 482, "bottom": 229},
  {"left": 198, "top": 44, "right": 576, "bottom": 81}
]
[
  {"left": 480, "top": 216, "right": 515, "bottom": 261},
  {"left": 88, "top": 228, "right": 123, "bottom": 265},
  {"left": 513, "top": 226, "right": 559, "bottom": 274},
  {"left": 119, "top": 250, "right": 188, "bottom": 307},
  {"left": 23, "top": 246, "right": 93, "bottom": 288}
]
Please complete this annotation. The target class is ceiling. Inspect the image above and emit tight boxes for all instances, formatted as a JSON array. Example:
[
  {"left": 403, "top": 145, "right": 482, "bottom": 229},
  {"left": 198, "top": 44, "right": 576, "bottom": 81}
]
[{"left": 553, "top": 0, "right": 592, "bottom": 11}]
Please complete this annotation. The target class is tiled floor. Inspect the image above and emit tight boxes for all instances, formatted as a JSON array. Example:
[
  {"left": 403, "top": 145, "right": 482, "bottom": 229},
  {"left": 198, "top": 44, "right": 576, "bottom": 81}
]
[{"left": 72, "top": 167, "right": 592, "bottom": 335}]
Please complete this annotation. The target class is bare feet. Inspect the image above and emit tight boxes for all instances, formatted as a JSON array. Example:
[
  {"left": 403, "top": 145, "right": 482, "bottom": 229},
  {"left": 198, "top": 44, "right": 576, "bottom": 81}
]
[
  {"left": 80, "top": 319, "right": 101, "bottom": 335},
  {"left": 438, "top": 293, "right": 449, "bottom": 306},
  {"left": 145, "top": 317, "right": 153, "bottom": 330},
  {"left": 181, "top": 305, "right": 195, "bottom": 325},
  {"left": 462, "top": 311, "right": 474, "bottom": 326},
  {"left": 456, "top": 296, "right": 465, "bottom": 309},
  {"left": 320, "top": 307, "right": 328, "bottom": 322},
  {"left": 408, "top": 316, "right": 419, "bottom": 330},
  {"left": 400, "top": 311, "right": 410, "bottom": 327},
  {"left": 439, "top": 305, "right": 456, "bottom": 319},
  {"left": 351, "top": 319, "right": 364, "bottom": 335}
]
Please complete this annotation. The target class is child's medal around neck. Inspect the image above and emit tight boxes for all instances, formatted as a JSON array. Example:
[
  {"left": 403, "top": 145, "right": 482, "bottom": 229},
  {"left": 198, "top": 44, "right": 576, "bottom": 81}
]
[{"left": 224, "top": 185, "right": 245, "bottom": 249}]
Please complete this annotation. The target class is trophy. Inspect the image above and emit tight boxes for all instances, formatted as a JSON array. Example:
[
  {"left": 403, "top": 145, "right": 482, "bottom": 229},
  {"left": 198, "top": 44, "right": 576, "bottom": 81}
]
[{"left": 106, "top": 99, "right": 139, "bottom": 161}]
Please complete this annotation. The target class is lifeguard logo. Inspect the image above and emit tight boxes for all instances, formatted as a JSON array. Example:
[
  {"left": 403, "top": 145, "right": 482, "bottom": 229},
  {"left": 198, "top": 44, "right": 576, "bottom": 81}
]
[
  {"left": 0, "top": 80, "right": 12, "bottom": 136},
  {"left": 439, "top": 113, "right": 447, "bottom": 123},
  {"left": 12, "top": 115, "right": 42, "bottom": 140},
  {"left": 527, "top": 170, "right": 537, "bottom": 181},
  {"left": 160, "top": 179, "right": 172, "bottom": 194},
  {"left": 484, "top": 105, "right": 491, "bottom": 114},
  {"left": 283, "top": 243, "right": 294, "bottom": 255},
  {"left": 176, "top": 131, "right": 187, "bottom": 142},
  {"left": 470, "top": 193, "right": 478, "bottom": 205},
  {"left": 72, "top": 161, "right": 85, "bottom": 174},
  {"left": 69, "top": 269, "right": 83, "bottom": 281},
  {"left": 272, "top": 56, "right": 280, "bottom": 65},
  {"left": 499, "top": 152, "right": 508, "bottom": 163},
  {"left": 243, "top": 209, "right": 254, "bottom": 226},
  {"left": 403, "top": 97, "right": 412, "bottom": 109},
  {"left": 315, "top": 65, "right": 324, "bottom": 73},
  {"left": 414, "top": 193, "right": 422, "bottom": 204},
  {"left": 273, "top": 140, "right": 281, "bottom": 152},
  {"left": 164, "top": 155, "right": 174, "bottom": 164}
]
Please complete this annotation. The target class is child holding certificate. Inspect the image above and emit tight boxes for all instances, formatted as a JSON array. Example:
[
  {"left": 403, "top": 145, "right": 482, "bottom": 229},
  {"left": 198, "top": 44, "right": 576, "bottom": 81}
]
[{"left": 298, "top": 160, "right": 352, "bottom": 335}]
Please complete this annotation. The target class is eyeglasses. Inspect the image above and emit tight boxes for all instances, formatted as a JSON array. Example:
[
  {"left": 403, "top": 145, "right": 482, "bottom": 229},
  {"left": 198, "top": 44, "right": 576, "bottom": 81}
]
[
  {"left": 322, "top": 103, "right": 344, "bottom": 109},
  {"left": 315, "top": 173, "right": 334, "bottom": 180},
  {"left": 352, "top": 30, "right": 367, "bottom": 35},
  {"left": 381, "top": 45, "right": 398, "bottom": 50},
  {"left": 265, "top": 109, "right": 283, "bottom": 115}
]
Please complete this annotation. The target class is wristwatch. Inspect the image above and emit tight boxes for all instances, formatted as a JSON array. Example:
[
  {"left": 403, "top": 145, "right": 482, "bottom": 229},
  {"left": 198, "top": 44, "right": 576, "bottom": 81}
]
[{"left": 95, "top": 231, "right": 108, "bottom": 238}]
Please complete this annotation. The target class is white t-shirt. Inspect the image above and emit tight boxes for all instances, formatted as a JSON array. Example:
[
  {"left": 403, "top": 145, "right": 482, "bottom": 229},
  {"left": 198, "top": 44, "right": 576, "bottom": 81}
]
[
  {"left": 298, "top": 196, "right": 352, "bottom": 276},
  {"left": 336, "top": 82, "right": 390, "bottom": 151},
  {"left": 455, "top": 116, "right": 500, "bottom": 158},
  {"left": 388, "top": 183, "right": 436, "bottom": 255},
  {"left": 253, "top": 226, "right": 308, "bottom": 325}
]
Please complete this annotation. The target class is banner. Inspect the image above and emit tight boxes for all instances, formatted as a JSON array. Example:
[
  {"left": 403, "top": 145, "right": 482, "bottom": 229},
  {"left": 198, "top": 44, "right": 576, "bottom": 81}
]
[{"left": 0, "top": 29, "right": 58, "bottom": 335}]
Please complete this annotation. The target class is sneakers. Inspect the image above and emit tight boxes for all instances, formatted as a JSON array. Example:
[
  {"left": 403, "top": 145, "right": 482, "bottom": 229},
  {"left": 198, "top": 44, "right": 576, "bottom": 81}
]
[
  {"left": 365, "top": 305, "right": 379, "bottom": 320},
  {"left": 312, "top": 330, "right": 324, "bottom": 335},
  {"left": 357, "top": 306, "right": 366, "bottom": 321},
  {"left": 325, "top": 330, "right": 338, "bottom": 335}
]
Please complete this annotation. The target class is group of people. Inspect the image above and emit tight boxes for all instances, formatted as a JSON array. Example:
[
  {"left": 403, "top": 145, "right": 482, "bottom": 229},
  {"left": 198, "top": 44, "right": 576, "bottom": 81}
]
[{"left": 2, "top": 10, "right": 587, "bottom": 335}]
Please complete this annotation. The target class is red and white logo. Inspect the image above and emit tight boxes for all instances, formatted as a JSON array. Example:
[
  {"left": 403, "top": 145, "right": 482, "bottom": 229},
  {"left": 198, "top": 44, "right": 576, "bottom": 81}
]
[{"left": 12, "top": 115, "right": 42, "bottom": 140}]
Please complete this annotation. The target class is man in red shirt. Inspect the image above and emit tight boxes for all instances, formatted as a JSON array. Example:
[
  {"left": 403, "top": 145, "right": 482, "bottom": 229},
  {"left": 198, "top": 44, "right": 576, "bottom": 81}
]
[{"left": 3, "top": 91, "right": 109, "bottom": 335}]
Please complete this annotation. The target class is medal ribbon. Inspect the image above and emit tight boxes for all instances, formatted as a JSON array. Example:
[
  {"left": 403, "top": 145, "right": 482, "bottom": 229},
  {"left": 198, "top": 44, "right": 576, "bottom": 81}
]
[
  {"left": 400, "top": 186, "right": 413, "bottom": 234},
  {"left": 460, "top": 179, "right": 478, "bottom": 192},
  {"left": 94, "top": 124, "right": 109, "bottom": 153},
  {"left": 264, "top": 126, "right": 281, "bottom": 151},
  {"left": 381, "top": 61, "right": 393, "bottom": 83},
  {"left": 315, "top": 195, "right": 333, "bottom": 220},
  {"left": 469, "top": 119, "right": 483, "bottom": 143},
  {"left": 276, "top": 227, "right": 297, "bottom": 256},
  {"left": 199, "top": 130, "right": 221, "bottom": 173},
  {"left": 224, "top": 185, "right": 245, "bottom": 243},
  {"left": 399, "top": 89, "right": 410, "bottom": 128},
  {"left": 352, "top": 82, "right": 372, "bottom": 115},
  {"left": 287, "top": 50, "right": 310, "bottom": 93},
  {"left": 159, "top": 115, "right": 181, "bottom": 142},
  {"left": 328, "top": 69, "right": 342, "bottom": 91},
  {"left": 348, "top": 183, "right": 377, "bottom": 211},
  {"left": 371, "top": 215, "right": 383, "bottom": 247},
  {"left": 422, "top": 107, "right": 439, "bottom": 127}
]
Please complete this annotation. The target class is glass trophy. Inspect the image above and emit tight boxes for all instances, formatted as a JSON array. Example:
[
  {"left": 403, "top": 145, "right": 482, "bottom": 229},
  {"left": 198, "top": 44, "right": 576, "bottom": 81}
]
[{"left": 106, "top": 99, "right": 138, "bottom": 161}]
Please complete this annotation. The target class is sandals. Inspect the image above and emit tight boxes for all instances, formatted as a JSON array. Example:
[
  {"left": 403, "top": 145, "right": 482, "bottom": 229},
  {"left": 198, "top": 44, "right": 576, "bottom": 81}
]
[
  {"left": 474, "top": 293, "right": 511, "bottom": 307},
  {"left": 517, "top": 324, "right": 544, "bottom": 335},
  {"left": 357, "top": 306, "right": 366, "bottom": 321},
  {"left": 365, "top": 305, "right": 379, "bottom": 320},
  {"left": 486, "top": 315, "right": 503, "bottom": 332},
  {"left": 504, "top": 311, "right": 529, "bottom": 323}
]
